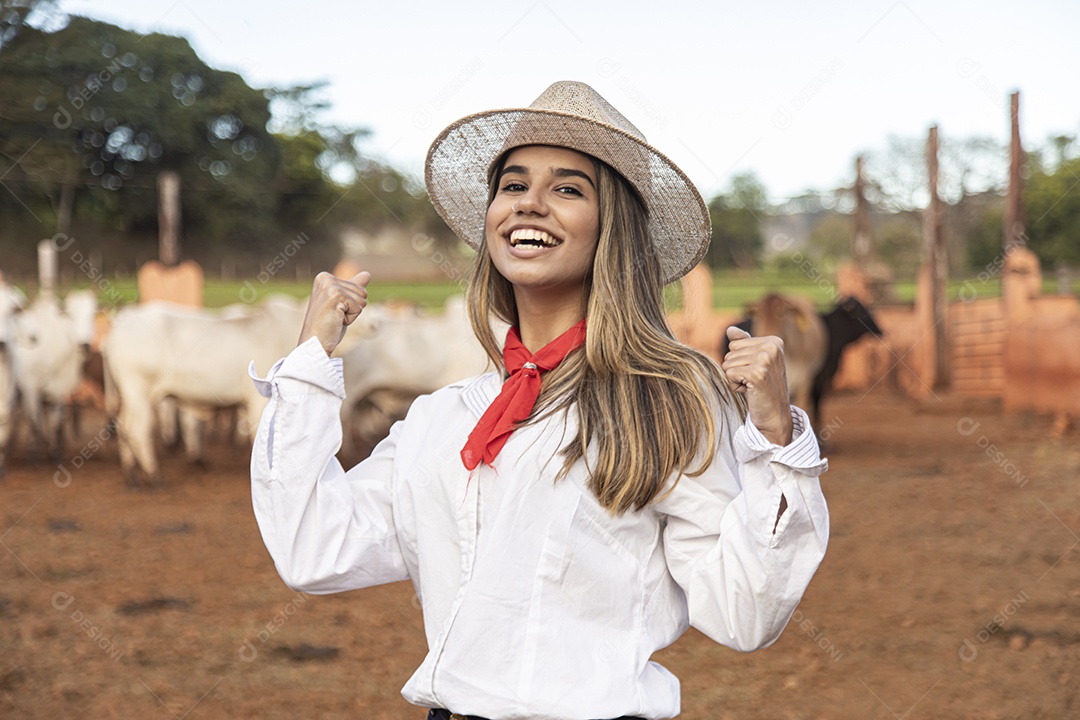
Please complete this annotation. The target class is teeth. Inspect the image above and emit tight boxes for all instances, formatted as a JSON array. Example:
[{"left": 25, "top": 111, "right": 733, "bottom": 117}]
[{"left": 510, "top": 228, "right": 558, "bottom": 247}]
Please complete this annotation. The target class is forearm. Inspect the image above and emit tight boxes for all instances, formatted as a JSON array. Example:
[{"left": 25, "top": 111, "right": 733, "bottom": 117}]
[
  {"left": 664, "top": 406, "right": 829, "bottom": 651},
  {"left": 249, "top": 339, "right": 407, "bottom": 593}
]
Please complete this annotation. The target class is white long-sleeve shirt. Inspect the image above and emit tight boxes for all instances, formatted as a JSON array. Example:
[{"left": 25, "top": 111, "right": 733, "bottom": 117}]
[{"left": 249, "top": 338, "right": 829, "bottom": 720}]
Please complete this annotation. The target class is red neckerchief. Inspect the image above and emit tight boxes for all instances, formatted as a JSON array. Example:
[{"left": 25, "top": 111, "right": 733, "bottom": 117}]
[{"left": 460, "top": 319, "right": 587, "bottom": 471}]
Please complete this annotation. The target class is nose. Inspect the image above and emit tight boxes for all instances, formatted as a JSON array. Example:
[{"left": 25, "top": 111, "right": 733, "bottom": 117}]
[{"left": 513, "top": 187, "right": 548, "bottom": 215}]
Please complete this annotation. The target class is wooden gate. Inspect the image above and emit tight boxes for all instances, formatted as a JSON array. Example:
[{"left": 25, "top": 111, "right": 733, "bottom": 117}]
[{"left": 949, "top": 298, "right": 1005, "bottom": 398}]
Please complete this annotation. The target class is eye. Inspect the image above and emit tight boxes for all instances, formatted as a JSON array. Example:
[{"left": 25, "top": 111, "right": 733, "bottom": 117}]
[
  {"left": 556, "top": 186, "right": 584, "bottom": 196},
  {"left": 500, "top": 181, "right": 526, "bottom": 193}
]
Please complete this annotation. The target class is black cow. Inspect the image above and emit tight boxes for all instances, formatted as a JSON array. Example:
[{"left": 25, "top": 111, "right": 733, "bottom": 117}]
[
  {"left": 810, "top": 296, "right": 883, "bottom": 433},
  {"left": 720, "top": 296, "right": 883, "bottom": 438}
]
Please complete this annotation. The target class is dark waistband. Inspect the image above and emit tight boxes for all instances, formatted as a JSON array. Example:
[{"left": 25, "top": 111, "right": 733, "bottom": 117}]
[
  {"left": 427, "top": 711, "right": 490, "bottom": 720},
  {"left": 426, "top": 709, "right": 644, "bottom": 720}
]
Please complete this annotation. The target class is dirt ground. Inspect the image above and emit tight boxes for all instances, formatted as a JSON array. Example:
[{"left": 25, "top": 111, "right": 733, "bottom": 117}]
[{"left": 1, "top": 384, "right": 1078, "bottom": 719}]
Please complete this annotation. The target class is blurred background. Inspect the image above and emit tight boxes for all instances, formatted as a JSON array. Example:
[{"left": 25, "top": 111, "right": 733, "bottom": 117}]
[{"left": 1, "top": 0, "right": 1078, "bottom": 306}]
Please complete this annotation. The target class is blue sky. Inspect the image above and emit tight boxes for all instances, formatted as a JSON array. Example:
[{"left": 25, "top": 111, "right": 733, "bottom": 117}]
[{"left": 57, "top": 0, "right": 1080, "bottom": 202}]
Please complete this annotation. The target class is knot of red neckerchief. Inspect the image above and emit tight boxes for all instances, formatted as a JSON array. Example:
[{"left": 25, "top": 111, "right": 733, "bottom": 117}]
[{"left": 460, "top": 319, "right": 587, "bottom": 471}]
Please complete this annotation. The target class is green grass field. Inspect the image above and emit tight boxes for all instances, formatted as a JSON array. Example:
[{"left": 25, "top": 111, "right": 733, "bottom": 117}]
[{"left": 28, "top": 268, "right": 1075, "bottom": 312}]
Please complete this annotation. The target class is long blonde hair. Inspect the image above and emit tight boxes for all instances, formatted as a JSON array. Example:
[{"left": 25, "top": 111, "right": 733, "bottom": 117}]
[{"left": 467, "top": 150, "right": 746, "bottom": 514}]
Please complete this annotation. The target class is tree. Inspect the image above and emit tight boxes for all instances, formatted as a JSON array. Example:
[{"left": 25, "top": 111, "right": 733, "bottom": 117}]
[
  {"left": 1025, "top": 155, "right": 1080, "bottom": 266},
  {"left": 963, "top": 201, "right": 1004, "bottom": 269},
  {"left": 857, "top": 133, "right": 1009, "bottom": 273},
  {"left": 706, "top": 172, "right": 767, "bottom": 269},
  {"left": 269, "top": 83, "right": 457, "bottom": 264},
  {"left": 862, "top": 133, "right": 1006, "bottom": 212},
  {"left": 0, "top": 11, "right": 460, "bottom": 281},
  {"left": 807, "top": 213, "right": 850, "bottom": 264},
  {"left": 1047, "top": 134, "right": 1076, "bottom": 167},
  {"left": 0, "top": 0, "right": 60, "bottom": 51},
  {"left": 875, "top": 214, "right": 923, "bottom": 276},
  {"left": 0, "top": 15, "right": 279, "bottom": 260}
]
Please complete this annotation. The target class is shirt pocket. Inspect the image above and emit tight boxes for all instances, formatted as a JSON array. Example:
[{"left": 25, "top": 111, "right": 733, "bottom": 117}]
[
  {"left": 533, "top": 483, "right": 650, "bottom": 617},
  {"left": 524, "top": 489, "right": 652, "bottom": 699}
]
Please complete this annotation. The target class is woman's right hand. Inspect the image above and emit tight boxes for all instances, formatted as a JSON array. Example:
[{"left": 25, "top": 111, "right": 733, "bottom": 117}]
[{"left": 298, "top": 271, "right": 372, "bottom": 356}]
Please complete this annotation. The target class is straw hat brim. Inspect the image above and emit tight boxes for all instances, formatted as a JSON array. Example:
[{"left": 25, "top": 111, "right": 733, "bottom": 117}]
[{"left": 425, "top": 107, "right": 711, "bottom": 285}]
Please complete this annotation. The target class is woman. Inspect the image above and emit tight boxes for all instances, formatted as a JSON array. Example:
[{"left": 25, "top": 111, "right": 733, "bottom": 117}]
[{"left": 250, "top": 81, "right": 829, "bottom": 720}]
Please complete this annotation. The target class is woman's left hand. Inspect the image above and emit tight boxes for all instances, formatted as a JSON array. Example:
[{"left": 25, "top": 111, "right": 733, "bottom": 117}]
[{"left": 721, "top": 326, "right": 793, "bottom": 446}]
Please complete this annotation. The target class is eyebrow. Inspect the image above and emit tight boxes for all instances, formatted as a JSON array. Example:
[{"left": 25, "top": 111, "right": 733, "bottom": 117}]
[{"left": 499, "top": 164, "right": 596, "bottom": 189}]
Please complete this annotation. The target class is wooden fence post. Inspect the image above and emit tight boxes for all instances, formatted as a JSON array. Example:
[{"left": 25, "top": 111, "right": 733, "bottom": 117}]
[
  {"left": 921, "top": 126, "right": 949, "bottom": 391},
  {"left": 1004, "top": 91, "right": 1025, "bottom": 252},
  {"left": 157, "top": 170, "right": 182, "bottom": 267}
]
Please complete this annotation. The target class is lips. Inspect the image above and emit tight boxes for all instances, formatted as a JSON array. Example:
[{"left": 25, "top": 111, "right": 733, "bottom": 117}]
[{"left": 509, "top": 228, "right": 561, "bottom": 248}]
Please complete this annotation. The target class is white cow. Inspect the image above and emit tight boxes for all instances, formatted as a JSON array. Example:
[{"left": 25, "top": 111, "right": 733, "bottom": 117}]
[
  {"left": 159, "top": 295, "right": 381, "bottom": 469},
  {"left": 0, "top": 283, "right": 28, "bottom": 476},
  {"left": 103, "top": 298, "right": 309, "bottom": 484},
  {"left": 339, "top": 296, "right": 499, "bottom": 458},
  {"left": 9, "top": 290, "right": 97, "bottom": 462}
]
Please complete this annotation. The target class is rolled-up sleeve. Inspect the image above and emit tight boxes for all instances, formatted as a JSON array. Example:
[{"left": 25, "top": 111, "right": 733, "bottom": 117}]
[
  {"left": 249, "top": 337, "right": 409, "bottom": 593},
  {"left": 656, "top": 404, "right": 829, "bottom": 652}
]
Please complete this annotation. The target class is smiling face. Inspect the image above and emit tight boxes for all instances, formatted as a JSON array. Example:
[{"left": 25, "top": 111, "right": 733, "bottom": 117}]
[{"left": 484, "top": 145, "right": 601, "bottom": 307}]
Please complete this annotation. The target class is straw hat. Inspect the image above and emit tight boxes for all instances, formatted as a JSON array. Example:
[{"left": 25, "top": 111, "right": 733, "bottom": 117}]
[{"left": 424, "top": 81, "right": 711, "bottom": 284}]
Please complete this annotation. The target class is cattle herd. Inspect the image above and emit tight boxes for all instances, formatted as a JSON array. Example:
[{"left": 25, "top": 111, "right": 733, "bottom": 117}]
[
  {"left": 0, "top": 279, "right": 881, "bottom": 483},
  {"left": 0, "top": 283, "right": 496, "bottom": 485}
]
